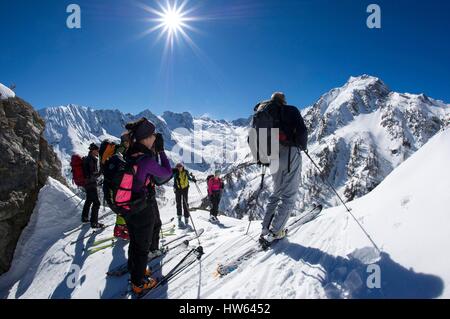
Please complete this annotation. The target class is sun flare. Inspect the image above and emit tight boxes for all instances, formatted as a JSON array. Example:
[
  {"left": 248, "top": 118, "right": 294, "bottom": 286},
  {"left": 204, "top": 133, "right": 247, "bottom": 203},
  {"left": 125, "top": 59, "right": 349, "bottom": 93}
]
[
  {"left": 162, "top": 8, "right": 183, "bottom": 34},
  {"left": 141, "top": 0, "right": 198, "bottom": 48}
]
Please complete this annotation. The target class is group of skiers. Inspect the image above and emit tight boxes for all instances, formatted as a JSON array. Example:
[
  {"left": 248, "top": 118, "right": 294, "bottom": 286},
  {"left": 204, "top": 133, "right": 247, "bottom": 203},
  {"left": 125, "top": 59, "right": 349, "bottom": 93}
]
[{"left": 71, "top": 91, "right": 307, "bottom": 295}]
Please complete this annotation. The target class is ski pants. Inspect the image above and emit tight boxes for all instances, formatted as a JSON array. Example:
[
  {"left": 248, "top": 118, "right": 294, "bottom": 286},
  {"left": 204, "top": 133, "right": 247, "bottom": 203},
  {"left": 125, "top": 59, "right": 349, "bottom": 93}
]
[
  {"left": 82, "top": 186, "right": 100, "bottom": 224},
  {"left": 175, "top": 188, "right": 190, "bottom": 218},
  {"left": 262, "top": 146, "right": 302, "bottom": 235},
  {"left": 210, "top": 192, "right": 221, "bottom": 217},
  {"left": 126, "top": 198, "right": 162, "bottom": 286}
]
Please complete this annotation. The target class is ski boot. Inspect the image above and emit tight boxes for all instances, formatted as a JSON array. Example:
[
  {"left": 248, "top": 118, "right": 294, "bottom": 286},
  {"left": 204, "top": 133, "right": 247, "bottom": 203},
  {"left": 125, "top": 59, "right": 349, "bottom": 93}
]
[
  {"left": 209, "top": 215, "right": 219, "bottom": 223},
  {"left": 178, "top": 216, "right": 186, "bottom": 229},
  {"left": 132, "top": 277, "right": 158, "bottom": 296},
  {"left": 259, "top": 229, "right": 286, "bottom": 250},
  {"left": 148, "top": 248, "right": 165, "bottom": 260},
  {"left": 260, "top": 227, "right": 270, "bottom": 237},
  {"left": 114, "top": 224, "right": 129, "bottom": 240},
  {"left": 91, "top": 222, "right": 105, "bottom": 229}
]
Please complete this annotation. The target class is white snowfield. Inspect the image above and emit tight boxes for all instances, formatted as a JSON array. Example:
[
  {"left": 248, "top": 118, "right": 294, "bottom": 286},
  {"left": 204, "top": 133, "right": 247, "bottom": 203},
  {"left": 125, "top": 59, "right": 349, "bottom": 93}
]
[
  {"left": 0, "top": 128, "right": 449, "bottom": 299},
  {"left": 0, "top": 83, "right": 15, "bottom": 100}
]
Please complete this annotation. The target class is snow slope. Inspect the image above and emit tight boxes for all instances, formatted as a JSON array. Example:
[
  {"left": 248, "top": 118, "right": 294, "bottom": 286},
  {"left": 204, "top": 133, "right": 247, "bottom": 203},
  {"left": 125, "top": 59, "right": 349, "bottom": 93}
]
[
  {"left": 1, "top": 128, "right": 449, "bottom": 299},
  {"left": 0, "top": 83, "right": 15, "bottom": 100}
]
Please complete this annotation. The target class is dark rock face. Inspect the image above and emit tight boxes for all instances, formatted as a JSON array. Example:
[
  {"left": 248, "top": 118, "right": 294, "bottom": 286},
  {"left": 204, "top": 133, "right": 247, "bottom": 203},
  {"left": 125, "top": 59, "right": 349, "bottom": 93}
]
[{"left": 0, "top": 97, "right": 65, "bottom": 275}]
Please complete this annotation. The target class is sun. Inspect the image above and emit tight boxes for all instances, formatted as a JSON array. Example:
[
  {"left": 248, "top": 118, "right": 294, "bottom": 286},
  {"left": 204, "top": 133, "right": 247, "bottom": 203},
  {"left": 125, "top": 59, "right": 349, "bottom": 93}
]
[
  {"left": 140, "top": 0, "right": 198, "bottom": 49},
  {"left": 162, "top": 8, "right": 183, "bottom": 34}
]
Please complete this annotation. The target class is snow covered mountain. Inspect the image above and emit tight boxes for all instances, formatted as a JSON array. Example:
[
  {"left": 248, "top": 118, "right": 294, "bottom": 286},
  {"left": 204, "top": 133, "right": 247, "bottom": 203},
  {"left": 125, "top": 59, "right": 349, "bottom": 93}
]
[
  {"left": 221, "top": 75, "right": 449, "bottom": 218},
  {"left": 1, "top": 127, "right": 449, "bottom": 299},
  {"left": 38, "top": 105, "right": 248, "bottom": 185},
  {"left": 0, "top": 83, "right": 15, "bottom": 100},
  {"left": 38, "top": 75, "right": 449, "bottom": 220}
]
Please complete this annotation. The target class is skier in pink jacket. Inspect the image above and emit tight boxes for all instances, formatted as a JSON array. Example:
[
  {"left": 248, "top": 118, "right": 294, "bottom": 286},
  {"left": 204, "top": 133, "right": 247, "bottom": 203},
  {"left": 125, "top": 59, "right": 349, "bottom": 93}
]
[{"left": 207, "top": 170, "right": 224, "bottom": 222}]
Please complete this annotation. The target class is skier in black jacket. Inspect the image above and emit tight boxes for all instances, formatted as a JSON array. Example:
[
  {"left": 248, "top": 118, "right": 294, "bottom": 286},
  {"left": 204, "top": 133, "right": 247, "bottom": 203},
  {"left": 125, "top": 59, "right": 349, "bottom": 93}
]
[{"left": 82, "top": 143, "right": 104, "bottom": 229}]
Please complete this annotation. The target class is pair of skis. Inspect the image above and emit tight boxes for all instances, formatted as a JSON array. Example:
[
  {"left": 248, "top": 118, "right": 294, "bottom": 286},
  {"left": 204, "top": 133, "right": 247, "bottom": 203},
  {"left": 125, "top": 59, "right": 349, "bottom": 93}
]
[
  {"left": 67, "top": 217, "right": 175, "bottom": 246},
  {"left": 129, "top": 245, "right": 205, "bottom": 299},
  {"left": 107, "top": 228, "right": 205, "bottom": 277},
  {"left": 63, "top": 210, "right": 118, "bottom": 237},
  {"left": 215, "top": 205, "right": 323, "bottom": 277},
  {"left": 86, "top": 225, "right": 177, "bottom": 256}
]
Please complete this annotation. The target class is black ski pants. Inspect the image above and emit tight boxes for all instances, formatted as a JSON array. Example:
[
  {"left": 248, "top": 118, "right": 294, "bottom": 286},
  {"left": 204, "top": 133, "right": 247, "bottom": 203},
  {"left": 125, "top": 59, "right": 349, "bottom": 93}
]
[
  {"left": 82, "top": 186, "right": 100, "bottom": 223},
  {"left": 210, "top": 192, "right": 221, "bottom": 217},
  {"left": 125, "top": 198, "right": 162, "bottom": 286},
  {"left": 175, "top": 187, "right": 190, "bottom": 218}
]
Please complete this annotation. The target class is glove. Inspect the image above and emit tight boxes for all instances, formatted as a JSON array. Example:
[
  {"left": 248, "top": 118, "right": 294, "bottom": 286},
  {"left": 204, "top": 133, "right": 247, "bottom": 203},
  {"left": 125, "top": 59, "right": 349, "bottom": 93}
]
[{"left": 154, "top": 133, "right": 164, "bottom": 153}]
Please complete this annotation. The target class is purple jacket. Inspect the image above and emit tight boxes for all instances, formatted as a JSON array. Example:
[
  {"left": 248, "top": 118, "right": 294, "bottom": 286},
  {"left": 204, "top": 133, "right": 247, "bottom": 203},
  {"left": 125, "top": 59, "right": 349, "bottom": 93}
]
[{"left": 132, "top": 151, "right": 172, "bottom": 194}]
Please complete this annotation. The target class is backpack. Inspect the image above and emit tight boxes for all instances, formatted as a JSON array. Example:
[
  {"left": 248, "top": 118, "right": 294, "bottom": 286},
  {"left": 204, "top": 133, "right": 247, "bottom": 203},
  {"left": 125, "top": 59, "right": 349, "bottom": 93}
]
[
  {"left": 248, "top": 101, "right": 280, "bottom": 165},
  {"left": 206, "top": 175, "right": 214, "bottom": 192},
  {"left": 70, "top": 154, "right": 86, "bottom": 187},
  {"left": 249, "top": 101, "right": 308, "bottom": 165},
  {"left": 99, "top": 140, "right": 117, "bottom": 167},
  {"left": 207, "top": 175, "right": 224, "bottom": 194},
  {"left": 102, "top": 154, "right": 146, "bottom": 216}
]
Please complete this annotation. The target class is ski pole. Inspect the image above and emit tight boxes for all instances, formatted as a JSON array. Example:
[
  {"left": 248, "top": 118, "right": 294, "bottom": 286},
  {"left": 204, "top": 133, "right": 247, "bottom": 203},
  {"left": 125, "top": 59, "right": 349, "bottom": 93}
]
[
  {"left": 303, "top": 150, "right": 381, "bottom": 254},
  {"left": 160, "top": 224, "right": 165, "bottom": 249},
  {"left": 189, "top": 173, "right": 204, "bottom": 197},
  {"left": 64, "top": 190, "right": 83, "bottom": 202},
  {"left": 245, "top": 165, "right": 267, "bottom": 235},
  {"left": 74, "top": 198, "right": 84, "bottom": 210},
  {"left": 194, "top": 182, "right": 203, "bottom": 197},
  {"left": 184, "top": 196, "right": 202, "bottom": 247}
]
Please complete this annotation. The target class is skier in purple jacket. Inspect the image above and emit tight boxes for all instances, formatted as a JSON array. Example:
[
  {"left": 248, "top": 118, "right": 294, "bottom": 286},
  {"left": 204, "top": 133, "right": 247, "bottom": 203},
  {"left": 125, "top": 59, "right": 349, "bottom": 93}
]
[{"left": 124, "top": 118, "right": 172, "bottom": 295}]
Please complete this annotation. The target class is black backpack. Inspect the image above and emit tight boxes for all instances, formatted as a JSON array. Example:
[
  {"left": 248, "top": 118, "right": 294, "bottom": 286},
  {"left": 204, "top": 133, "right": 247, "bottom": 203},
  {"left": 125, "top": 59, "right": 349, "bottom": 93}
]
[
  {"left": 249, "top": 101, "right": 308, "bottom": 165},
  {"left": 103, "top": 153, "right": 172, "bottom": 216},
  {"left": 102, "top": 154, "right": 146, "bottom": 216}
]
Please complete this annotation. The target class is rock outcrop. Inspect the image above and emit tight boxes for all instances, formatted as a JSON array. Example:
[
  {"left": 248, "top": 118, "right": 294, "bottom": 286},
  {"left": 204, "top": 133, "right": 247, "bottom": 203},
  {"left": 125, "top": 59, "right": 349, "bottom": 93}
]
[{"left": 0, "top": 96, "right": 65, "bottom": 275}]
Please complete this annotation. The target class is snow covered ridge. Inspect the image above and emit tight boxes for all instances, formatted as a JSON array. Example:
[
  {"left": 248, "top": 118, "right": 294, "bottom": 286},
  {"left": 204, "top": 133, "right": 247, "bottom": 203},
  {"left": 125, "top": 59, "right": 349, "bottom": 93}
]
[
  {"left": 0, "top": 83, "right": 15, "bottom": 100},
  {"left": 1, "top": 128, "right": 449, "bottom": 299},
  {"left": 38, "top": 104, "right": 249, "bottom": 184}
]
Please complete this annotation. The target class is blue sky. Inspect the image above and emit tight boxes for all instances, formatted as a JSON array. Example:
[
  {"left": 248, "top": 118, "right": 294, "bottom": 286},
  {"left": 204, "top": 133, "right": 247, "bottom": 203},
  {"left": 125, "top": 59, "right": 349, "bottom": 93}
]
[{"left": 1, "top": 0, "right": 449, "bottom": 120}]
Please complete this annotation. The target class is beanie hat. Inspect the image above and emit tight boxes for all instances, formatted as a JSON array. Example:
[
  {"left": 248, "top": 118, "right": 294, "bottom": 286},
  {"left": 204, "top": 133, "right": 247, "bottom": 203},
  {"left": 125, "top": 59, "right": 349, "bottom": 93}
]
[
  {"left": 126, "top": 118, "right": 156, "bottom": 141},
  {"left": 271, "top": 92, "right": 287, "bottom": 105},
  {"left": 89, "top": 143, "right": 99, "bottom": 151}
]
